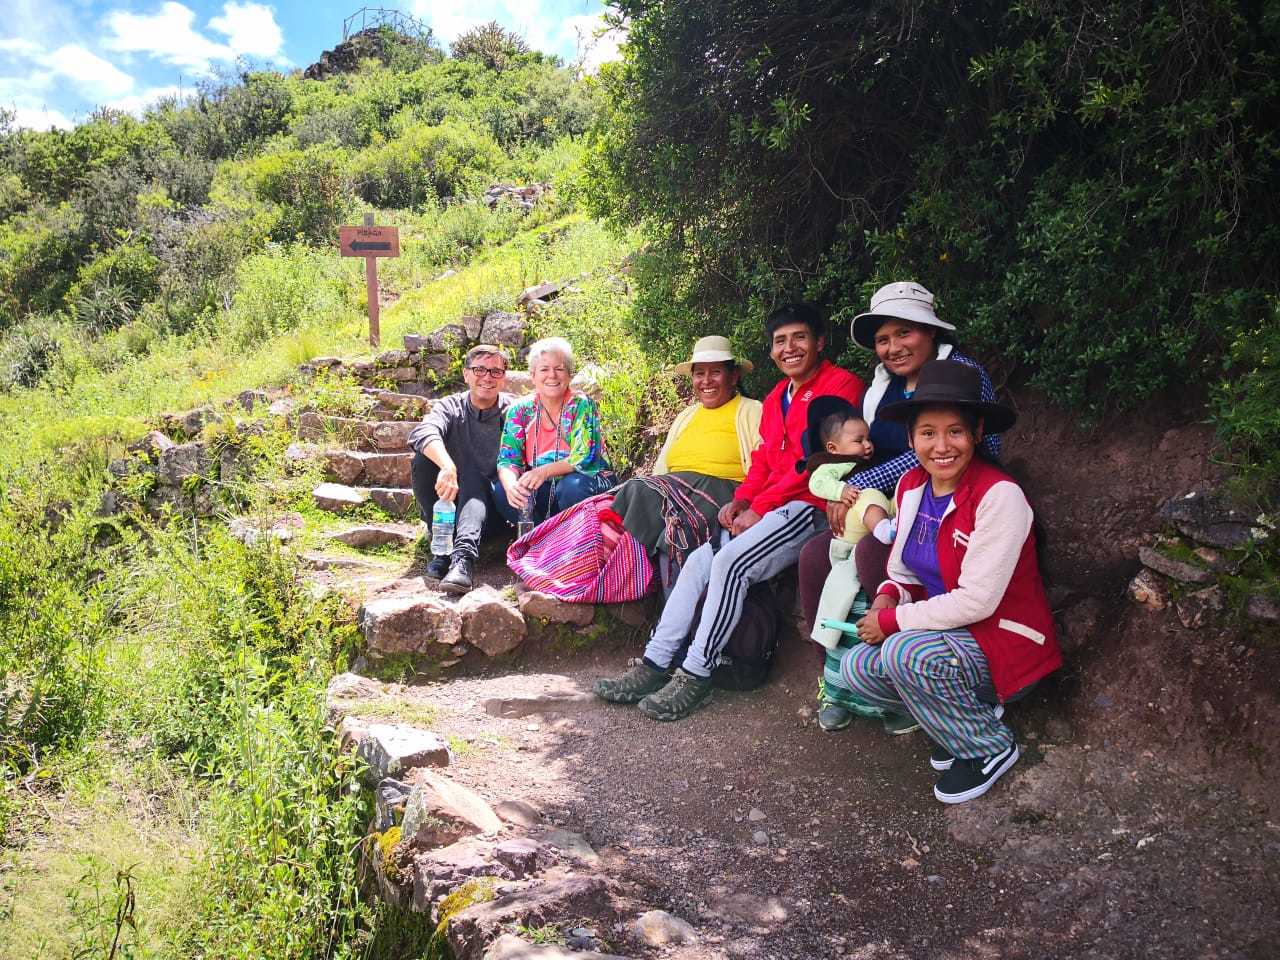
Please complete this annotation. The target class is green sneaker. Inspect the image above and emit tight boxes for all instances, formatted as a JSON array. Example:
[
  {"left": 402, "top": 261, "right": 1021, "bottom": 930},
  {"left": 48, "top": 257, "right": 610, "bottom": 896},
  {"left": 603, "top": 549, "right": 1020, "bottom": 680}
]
[
  {"left": 882, "top": 712, "right": 922, "bottom": 736},
  {"left": 593, "top": 660, "right": 671, "bottom": 704},
  {"left": 637, "top": 668, "right": 713, "bottom": 721}
]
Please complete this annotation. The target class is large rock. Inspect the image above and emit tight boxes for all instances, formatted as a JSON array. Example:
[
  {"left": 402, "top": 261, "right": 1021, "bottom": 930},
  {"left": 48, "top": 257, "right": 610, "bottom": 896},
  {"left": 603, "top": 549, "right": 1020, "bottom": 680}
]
[
  {"left": 157, "top": 441, "right": 210, "bottom": 485},
  {"left": 493, "top": 839, "right": 540, "bottom": 879},
  {"left": 517, "top": 591, "right": 594, "bottom": 626},
  {"left": 369, "top": 420, "right": 415, "bottom": 451},
  {"left": 329, "top": 524, "right": 417, "bottom": 548},
  {"left": 459, "top": 587, "right": 527, "bottom": 657},
  {"left": 370, "top": 487, "right": 417, "bottom": 518},
  {"left": 460, "top": 314, "right": 484, "bottom": 339},
  {"left": 377, "top": 348, "right": 411, "bottom": 366},
  {"left": 446, "top": 875, "right": 614, "bottom": 960},
  {"left": 402, "top": 771, "right": 502, "bottom": 847},
  {"left": 517, "top": 281, "right": 565, "bottom": 307},
  {"left": 361, "top": 594, "right": 461, "bottom": 653},
  {"left": 362, "top": 452, "right": 413, "bottom": 487},
  {"left": 427, "top": 323, "right": 469, "bottom": 352},
  {"left": 298, "top": 411, "right": 367, "bottom": 445},
  {"left": 1158, "top": 489, "right": 1260, "bottom": 549},
  {"left": 314, "top": 482, "right": 369, "bottom": 513},
  {"left": 340, "top": 718, "right": 451, "bottom": 783},
  {"left": 325, "top": 449, "right": 366, "bottom": 484},
  {"left": 632, "top": 910, "right": 696, "bottom": 947},
  {"left": 483, "top": 934, "right": 630, "bottom": 960},
  {"left": 480, "top": 677, "right": 593, "bottom": 718},
  {"left": 127, "top": 430, "right": 174, "bottom": 459},
  {"left": 1138, "top": 544, "right": 1214, "bottom": 585},
  {"left": 480, "top": 311, "right": 527, "bottom": 348}
]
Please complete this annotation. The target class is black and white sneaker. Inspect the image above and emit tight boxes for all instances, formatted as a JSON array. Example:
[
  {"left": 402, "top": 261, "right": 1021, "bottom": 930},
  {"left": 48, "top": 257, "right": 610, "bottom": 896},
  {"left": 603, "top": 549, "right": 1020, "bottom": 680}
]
[
  {"left": 933, "top": 742, "right": 1019, "bottom": 804},
  {"left": 930, "top": 745, "right": 954, "bottom": 771}
]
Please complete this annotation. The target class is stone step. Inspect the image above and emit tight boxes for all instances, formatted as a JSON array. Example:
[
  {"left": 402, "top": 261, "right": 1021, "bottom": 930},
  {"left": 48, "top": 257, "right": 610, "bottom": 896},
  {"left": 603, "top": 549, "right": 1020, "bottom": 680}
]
[
  {"left": 313, "top": 482, "right": 417, "bottom": 518},
  {"left": 361, "top": 386, "right": 432, "bottom": 421},
  {"left": 298, "top": 411, "right": 415, "bottom": 452},
  {"left": 328, "top": 523, "right": 418, "bottom": 549},
  {"left": 324, "top": 449, "right": 414, "bottom": 487}
]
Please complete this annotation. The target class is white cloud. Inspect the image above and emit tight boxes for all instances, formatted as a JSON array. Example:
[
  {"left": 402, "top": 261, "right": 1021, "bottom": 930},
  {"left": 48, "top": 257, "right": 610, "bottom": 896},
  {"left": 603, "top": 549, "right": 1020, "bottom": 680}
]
[
  {"left": 106, "top": 83, "right": 183, "bottom": 115},
  {"left": 560, "top": 13, "right": 624, "bottom": 73},
  {"left": 45, "top": 44, "right": 136, "bottom": 99},
  {"left": 9, "top": 104, "right": 73, "bottom": 130},
  {"left": 0, "top": 38, "right": 44, "bottom": 57},
  {"left": 209, "top": 2, "right": 287, "bottom": 62},
  {"left": 104, "top": 2, "right": 231, "bottom": 73}
]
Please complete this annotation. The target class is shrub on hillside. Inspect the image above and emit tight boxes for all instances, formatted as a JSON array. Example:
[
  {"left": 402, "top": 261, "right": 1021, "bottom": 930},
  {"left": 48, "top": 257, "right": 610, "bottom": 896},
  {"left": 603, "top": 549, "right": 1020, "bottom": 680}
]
[
  {"left": 353, "top": 117, "right": 504, "bottom": 207},
  {"left": 0, "top": 202, "right": 84, "bottom": 327},
  {"left": 65, "top": 243, "right": 160, "bottom": 333},
  {"left": 213, "top": 145, "right": 356, "bottom": 243},
  {"left": 223, "top": 243, "right": 357, "bottom": 346}
]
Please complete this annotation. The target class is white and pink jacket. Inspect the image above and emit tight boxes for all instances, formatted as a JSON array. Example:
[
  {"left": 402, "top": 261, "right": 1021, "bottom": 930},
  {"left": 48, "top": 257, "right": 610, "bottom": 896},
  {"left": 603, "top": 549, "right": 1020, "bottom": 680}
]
[{"left": 875, "top": 458, "right": 1061, "bottom": 700}]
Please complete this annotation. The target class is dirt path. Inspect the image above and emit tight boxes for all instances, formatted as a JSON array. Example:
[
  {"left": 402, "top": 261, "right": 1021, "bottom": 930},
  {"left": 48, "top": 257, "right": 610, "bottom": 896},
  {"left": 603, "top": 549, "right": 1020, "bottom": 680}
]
[{"left": 389, "top": 617, "right": 1278, "bottom": 960}]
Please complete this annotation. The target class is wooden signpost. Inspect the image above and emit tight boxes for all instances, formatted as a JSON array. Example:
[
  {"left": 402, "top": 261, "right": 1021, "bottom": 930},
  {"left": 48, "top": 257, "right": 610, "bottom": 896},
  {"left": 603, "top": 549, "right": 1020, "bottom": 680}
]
[{"left": 339, "top": 213, "right": 400, "bottom": 347}]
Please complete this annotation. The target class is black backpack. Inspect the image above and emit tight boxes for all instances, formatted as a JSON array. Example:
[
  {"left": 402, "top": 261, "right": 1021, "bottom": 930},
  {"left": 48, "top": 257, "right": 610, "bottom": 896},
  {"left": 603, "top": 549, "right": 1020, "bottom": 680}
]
[{"left": 671, "top": 577, "right": 785, "bottom": 691}]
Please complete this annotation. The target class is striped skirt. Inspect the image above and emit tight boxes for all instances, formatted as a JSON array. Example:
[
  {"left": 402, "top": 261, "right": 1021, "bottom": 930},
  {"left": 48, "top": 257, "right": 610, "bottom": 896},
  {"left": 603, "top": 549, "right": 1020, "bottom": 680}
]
[{"left": 818, "top": 590, "right": 885, "bottom": 718}]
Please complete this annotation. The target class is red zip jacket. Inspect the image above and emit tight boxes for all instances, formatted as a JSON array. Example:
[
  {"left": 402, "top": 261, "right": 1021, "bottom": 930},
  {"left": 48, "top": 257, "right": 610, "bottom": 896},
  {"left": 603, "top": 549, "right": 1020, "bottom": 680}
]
[
  {"left": 875, "top": 458, "right": 1062, "bottom": 700},
  {"left": 734, "top": 360, "right": 866, "bottom": 515}
]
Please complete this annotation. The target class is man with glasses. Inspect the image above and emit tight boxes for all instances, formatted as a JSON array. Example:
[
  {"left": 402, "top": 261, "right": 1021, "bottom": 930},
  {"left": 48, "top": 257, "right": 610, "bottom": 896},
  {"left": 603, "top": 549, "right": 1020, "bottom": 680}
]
[{"left": 408, "top": 344, "right": 514, "bottom": 593}]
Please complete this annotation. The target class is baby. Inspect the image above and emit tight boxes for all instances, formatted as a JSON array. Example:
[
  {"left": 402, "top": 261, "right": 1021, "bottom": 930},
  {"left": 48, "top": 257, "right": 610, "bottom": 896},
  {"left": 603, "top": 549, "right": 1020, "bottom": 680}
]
[{"left": 806, "top": 408, "right": 895, "bottom": 649}]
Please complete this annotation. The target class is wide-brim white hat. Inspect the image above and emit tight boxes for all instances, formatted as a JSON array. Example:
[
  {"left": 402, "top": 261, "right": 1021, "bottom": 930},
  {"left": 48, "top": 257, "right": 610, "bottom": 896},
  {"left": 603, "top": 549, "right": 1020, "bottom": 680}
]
[
  {"left": 851, "top": 281, "right": 956, "bottom": 350},
  {"left": 671, "top": 335, "right": 754, "bottom": 375}
]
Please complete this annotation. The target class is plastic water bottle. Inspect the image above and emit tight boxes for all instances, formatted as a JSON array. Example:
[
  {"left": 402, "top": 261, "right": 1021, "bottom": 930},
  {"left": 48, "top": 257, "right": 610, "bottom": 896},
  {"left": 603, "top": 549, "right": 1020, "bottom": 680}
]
[{"left": 430, "top": 498, "right": 455, "bottom": 557}]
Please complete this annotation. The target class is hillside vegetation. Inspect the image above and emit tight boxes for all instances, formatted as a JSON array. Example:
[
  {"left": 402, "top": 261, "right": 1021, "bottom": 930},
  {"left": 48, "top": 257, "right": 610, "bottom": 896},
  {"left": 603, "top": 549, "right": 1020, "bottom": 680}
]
[{"left": 0, "top": 6, "right": 1278, "bottom": 958}]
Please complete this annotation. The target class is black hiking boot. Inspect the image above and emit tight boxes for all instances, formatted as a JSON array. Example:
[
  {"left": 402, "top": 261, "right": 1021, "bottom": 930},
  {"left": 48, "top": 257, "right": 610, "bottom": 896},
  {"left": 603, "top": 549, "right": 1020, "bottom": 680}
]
[
  {"left": 593, "top": 660, "right": 671, "bottom": 704},
  {"left": 424, "top": 553, "right": 450, "bottom": 582},
  {"left": 439, "top": 553, "right": 474, "bottom": 595},
  {"left": 638, "top": 668, "right": 713, "bottom": 721}
]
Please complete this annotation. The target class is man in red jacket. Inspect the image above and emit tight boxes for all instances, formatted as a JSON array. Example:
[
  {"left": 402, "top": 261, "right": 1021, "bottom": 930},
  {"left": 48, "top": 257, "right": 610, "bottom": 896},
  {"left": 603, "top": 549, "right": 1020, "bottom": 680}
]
[{"left": 594, "top": 303, "right": 866, "bottom": 720}]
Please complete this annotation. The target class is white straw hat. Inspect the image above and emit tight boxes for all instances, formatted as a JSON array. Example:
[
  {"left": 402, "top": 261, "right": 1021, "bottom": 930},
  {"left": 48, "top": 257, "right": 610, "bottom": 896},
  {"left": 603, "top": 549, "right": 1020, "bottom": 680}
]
[
  {"left": 850, "top": 281, "right": 956, "bottom": 350},
  {"left": 671, "top": 335, "right": 754, "bottom": 375}
]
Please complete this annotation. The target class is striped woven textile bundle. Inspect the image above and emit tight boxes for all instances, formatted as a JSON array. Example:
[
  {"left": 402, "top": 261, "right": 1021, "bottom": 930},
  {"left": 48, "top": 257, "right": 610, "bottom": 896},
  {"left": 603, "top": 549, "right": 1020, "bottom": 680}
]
[{"left": 507, "top": 493, "right": 654, "bottom": 604}]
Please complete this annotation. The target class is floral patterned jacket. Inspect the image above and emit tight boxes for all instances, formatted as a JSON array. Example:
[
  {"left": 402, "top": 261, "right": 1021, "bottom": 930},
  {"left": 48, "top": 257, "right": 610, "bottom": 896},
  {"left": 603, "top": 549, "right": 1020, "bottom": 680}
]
[{"left": 497, "top": 393, "right": 613, "bottom": 476}]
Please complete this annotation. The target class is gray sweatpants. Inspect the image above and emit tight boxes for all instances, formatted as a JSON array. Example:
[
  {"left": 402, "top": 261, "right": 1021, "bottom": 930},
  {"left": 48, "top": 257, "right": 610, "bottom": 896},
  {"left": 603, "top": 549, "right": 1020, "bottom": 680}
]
[{"left": 643, "top": 500, "right": 823, "bottom": 677}]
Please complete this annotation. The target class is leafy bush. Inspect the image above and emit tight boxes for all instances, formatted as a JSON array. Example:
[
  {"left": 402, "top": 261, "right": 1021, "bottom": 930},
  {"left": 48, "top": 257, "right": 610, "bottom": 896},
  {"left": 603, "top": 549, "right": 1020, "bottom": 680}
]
[
  {"left": 0, "top": 320, "right": 64, "bottom": 390},
  {"left": 450, "top": 21, "right": 530, "bottom": 71},
  {"left": 1212, "top": 298, "right": 1280, "bottom": 505},
  {"left": 223, "top": 242, "right": 357, "bottom": 346},
  {"left": 353, "top": 117, "right": 504, "bottom": 207},
  {"left": 214, "top": 145, "right": 356, "bottom": 244},
  {"left": 65, "top": 243, "right": 161, "bottom": 333}
]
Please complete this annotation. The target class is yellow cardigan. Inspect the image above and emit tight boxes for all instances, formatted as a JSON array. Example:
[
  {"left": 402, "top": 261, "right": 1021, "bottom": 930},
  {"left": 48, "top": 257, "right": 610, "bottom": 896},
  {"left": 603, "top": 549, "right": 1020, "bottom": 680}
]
[{"left": 652, "top": 395, "right": 763, "bottom": 479}]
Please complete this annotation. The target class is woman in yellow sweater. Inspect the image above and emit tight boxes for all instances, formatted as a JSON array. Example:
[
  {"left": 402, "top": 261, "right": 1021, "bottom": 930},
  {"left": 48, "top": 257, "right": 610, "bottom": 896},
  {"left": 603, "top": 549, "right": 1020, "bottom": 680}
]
[{"left": 611, "top": 336, "right": 763, "bottom": 580}]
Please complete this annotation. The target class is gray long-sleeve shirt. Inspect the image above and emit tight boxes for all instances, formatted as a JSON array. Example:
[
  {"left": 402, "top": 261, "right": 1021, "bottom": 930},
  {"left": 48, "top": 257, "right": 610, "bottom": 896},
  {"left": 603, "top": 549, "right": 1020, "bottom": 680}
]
[{"left": 407, "top": 391, "right": 514, "bottom": 479}]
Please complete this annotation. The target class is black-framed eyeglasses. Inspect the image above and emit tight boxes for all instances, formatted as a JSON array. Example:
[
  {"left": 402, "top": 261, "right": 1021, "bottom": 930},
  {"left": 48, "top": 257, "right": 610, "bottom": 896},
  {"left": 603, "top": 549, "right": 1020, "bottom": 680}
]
[{"left": 468, "top": 365, "right": 507, "bottom": 379}]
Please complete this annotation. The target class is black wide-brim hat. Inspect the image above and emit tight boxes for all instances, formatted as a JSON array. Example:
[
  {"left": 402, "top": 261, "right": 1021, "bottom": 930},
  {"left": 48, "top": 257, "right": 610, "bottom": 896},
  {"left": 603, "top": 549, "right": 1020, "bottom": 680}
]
[
  {"left": 795, "top": 395, "right": 860, "bottom": 474},
  {"left": 877, "top": 359, "right": 1016, "bottom": 434}
]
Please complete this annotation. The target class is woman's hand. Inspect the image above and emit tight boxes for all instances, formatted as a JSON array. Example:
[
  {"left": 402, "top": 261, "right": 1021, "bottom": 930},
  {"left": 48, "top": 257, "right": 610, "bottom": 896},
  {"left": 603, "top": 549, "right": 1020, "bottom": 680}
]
[
  {"left": 839, "top": 485, "right": 861, "bottom": 507},
  {"left": 826, "top": 500, "right": 850, "bottom": 537},
  {"left": 718, "top": 499, "right": 749, "bottom": 531},
  {"left": 518, "top": 465, "right": 549, "bottom": 492},
  {"left": 501, "top": 470, "right": 531, "bottom": 510},
  {"left": 856, "top": 610, "right": 888, "bottom": 645}
]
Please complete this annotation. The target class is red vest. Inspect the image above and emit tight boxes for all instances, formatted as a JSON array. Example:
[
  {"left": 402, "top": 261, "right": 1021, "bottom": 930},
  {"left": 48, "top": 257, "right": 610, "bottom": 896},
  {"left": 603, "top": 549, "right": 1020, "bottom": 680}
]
[{"left": 892, "top": 459, "right": 1062, "bottom": 700}]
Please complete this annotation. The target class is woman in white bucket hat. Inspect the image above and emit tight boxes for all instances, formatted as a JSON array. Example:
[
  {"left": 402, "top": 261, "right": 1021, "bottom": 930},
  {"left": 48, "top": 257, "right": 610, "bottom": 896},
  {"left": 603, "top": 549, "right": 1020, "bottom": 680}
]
[
  {"left": 611, "top": 335, "right": 763, "bottom": 581},
  {"left": 797, "top": 282, "right": 1005, "bottom": 734}
]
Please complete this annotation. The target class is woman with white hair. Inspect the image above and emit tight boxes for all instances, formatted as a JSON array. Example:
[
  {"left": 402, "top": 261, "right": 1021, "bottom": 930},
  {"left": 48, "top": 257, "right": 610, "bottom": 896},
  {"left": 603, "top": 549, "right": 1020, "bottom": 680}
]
[{"left": 494, "top": 336, "right": 617, "bottom": 524}]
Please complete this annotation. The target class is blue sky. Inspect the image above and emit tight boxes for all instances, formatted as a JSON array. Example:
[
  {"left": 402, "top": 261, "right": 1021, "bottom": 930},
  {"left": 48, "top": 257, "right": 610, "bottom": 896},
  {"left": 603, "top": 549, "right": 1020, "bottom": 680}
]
[{"left": 0, "top": 0, "right": 621, "bottom": 130}]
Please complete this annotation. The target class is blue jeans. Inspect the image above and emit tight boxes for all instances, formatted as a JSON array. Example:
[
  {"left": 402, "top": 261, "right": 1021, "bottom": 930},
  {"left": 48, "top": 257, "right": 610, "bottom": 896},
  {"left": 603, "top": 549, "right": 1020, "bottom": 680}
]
[{"left": 491, "top": 470, "right": 617, "bottom": 525}]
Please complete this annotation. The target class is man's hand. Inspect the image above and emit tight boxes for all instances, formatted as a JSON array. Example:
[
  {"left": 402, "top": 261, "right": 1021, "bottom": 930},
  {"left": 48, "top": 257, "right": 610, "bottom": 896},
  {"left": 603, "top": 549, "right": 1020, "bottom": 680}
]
[
  {"left": 718, "top": 499, "right": 750, "bottom": 531},
  {"left": 435, "top": 465, "right": 459, "bottom": 502},
  {"left": 731, "top": 508, "right": 762, "bottom": 536},
  {"left": 826, "top": 500, "right": 850, "bottom": 537},
  {"left": 839, "top": 484, "right": 861, "bottom": 507}
]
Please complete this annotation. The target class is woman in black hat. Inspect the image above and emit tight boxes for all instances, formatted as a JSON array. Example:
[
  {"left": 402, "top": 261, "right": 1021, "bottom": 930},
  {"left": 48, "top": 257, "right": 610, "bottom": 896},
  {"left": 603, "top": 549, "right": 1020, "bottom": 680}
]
[
  {"left": 835, "top": 359, "right": 1062, "bottom": 804},
  {"left": 797, "top": 282, "right": 1003, "bottom": 731}
]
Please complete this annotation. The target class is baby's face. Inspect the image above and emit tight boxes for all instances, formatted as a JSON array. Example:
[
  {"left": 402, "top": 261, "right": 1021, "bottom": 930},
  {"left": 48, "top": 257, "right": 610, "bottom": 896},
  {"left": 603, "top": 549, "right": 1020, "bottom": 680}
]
[{"left": 826, "top": 419, "right": 874, "bottom": 459}]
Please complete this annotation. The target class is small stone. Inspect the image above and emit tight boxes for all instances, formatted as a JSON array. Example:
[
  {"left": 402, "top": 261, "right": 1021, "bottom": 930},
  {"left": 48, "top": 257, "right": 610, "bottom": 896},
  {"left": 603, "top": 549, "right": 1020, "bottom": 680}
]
[
  {"left": 1127, "top": 568, "right": 1168, "bottom": 609},
  {"left": 313, "top": 482, "right": 369, "bottom": 513},
  {"left": 180, "top": 406, "right": 215, "bottom": 437},
  {"left": 377, "top": 348, "right": 411, "bottom": 366},
  {"left": 324, "top": 449, "right": 365, "bottom": 485},
  {"left": 370, "top": 487, "right": 416, "bottom": 517},
  {"left": 480, "top": 310, "right": 527, "bottom": 347},
  {"left": 1246, "top": 594, "right": 1280, "bottom": 622},
  {"left": 382, "top": 366, "right": 420, "bottom": 382},
  {"left": 236, "top": 388, "right": 269, "bottom": 411},
  {"left": 1175, "top": 584, "right": 1224, "bottom": 629},
  {"left": 459, "top": 314, "right": 484, "bottom": 339},
  {"left": 157, "top": 441, "right": 210, "bottom": 485},
  {"left": 127, "top": 430, "right": 174, "bottom": 459},
  {"left": 268, "top": 397, "right": 297, "bottom": 417},
  {"left": 494, "top": 799, "right": 542, "bottom": 827},
  {"left": 751, "top": 830, "right": 769, "bottom": 846},
  {"left": 329, "top": 524, "right": 416, "bottom": 548},
  {"left": 517, "top": 281, "right": 565, "bottom": 307},
  {"left": 374, "top": 777, "right": 413, "bottom": 831},
  {"left": 747, "top": 807, "right": 766, "bottom": 822},
  {"left": 633, "top": 909, "right": 696, "bottom": 946},
  {"left": 1138, "top": 545, "right": 1213, "bottom": 585},
  {"left": 324, "top": 671, "right": 385, "bottom": 724},
  {"left": 426, "top": 323, "right": 468, "bottom": 352},
  {"left": 493, "top": 838, "right": 540, "bottom": 878},
  {"left": 901, "top": 857, "right": 920, "bottom": 870},
  {"left": 540, "top": 828, "right": 599, "bottom": 867},
  {"left": 403, "top": 333, "right": 427, "bottom": 352},
  {"left": 338, "top": 719, "right": 451, "bottom": 783}
]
